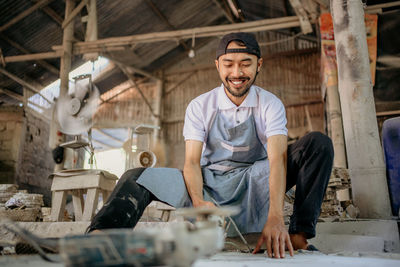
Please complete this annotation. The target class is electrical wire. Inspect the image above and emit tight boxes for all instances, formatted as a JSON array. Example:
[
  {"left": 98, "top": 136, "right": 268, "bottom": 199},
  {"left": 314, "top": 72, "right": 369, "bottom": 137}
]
[
  {"left": 258, "top": 32, "right": 303, "bottom": 47},
  {"left": 1, "top": 218, "right": 59, "bottom": 262},
  {"left": 209, "top": 196, "right": 252, "bottom": 253}
]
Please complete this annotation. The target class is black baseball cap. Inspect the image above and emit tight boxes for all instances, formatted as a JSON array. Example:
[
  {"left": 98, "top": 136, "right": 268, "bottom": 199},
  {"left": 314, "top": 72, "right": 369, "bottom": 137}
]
[{"left": 216, "top": 32, "right": 261, "bottom": 59}]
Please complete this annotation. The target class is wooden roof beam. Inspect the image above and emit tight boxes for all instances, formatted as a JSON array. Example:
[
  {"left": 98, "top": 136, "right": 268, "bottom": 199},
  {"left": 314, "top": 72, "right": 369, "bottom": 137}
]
[
  {"left": 211, "top": 0, "right": 235, "bottom": 23},
  {"left": 32, "top": 0, "right": 84, "bottom": 41},
  {"left": 62, "top": 0, "right": 88, "bottom": 29},
  {"left": 144, "top": 0, "right": 190, "bottom": 52},
  {"left": 225, "top": 0, "right": 244, "bottom": 21},
  {"left": 0, "top": 68, "right": 52, "bottom": 104},
  {"left": 0, "top": 0, "right": 54, "bottom": 32},
  {"left": 40, "top": 4, "right": 63, "bottom": 24},
  {"left": 0, "top": 88, "right": 23, "bottom": 102},
  {"left": 55, "top": 16, "right": 302, "bottom": 53},
  {"left": 116, "top": 63, "right": 158, "bottom": 118},
  {"left": 6, "top": 15, "right": 304, "bottom": 63},
  {"left": 289, "top": 0, "right": 313, "bottom": 34},
  {"left": 0, "top": 34, "right": 59, "bottom": 75}
]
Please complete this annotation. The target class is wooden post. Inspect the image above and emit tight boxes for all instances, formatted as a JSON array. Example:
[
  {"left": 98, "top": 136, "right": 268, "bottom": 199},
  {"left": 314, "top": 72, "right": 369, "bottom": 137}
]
[
  {"left": 326, "top": 83, "right": 347, "bottom": 168},
  {"left": 331, "top": 0, "right": 391, "bottom": 218},
  {"left": 53, "top": 0, "right": 75, "bottom": 172},
  {"left": 153, "top": 71, "right": 163, "bottom": 140},
  {"left": 83, "top": 0, "right": 98, "bottom": 61}
]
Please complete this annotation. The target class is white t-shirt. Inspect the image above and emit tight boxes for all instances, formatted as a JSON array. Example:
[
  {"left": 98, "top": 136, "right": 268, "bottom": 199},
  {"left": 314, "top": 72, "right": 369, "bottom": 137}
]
[{"left": 183, "top": 84, "right": 288, "bottom": 146}]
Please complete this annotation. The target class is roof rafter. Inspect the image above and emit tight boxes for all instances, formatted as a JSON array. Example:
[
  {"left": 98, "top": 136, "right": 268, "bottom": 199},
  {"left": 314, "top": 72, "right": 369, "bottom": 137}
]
[
  {"left": 0, "top": 0, "right": 54, "bottom": 32},
  {"left": 0, "top": 33, "right": 59, "bottom": 75},
  {"left": 4, "top": 15, "right": 305, "bottom": 63},
  {"left": 32, "top": 0, "right": 84, "bottom": 41},
  {"left": 210, "top": 0, "right": 235, "bottom": 23},
  {"left": 0, "top": 67, "right": 52, "bottom": 104},
  {"left": 116, "top": 62, "right": 158, "bottom": 118},
  {"left": 62, "top": 0, "right": 88, "bottom": 29},
  {"left": 0, "top": 88, "right": 23, "bottom": 102},
  {"left": 144, "top": 0, "right": 190, "bottom": 52}
]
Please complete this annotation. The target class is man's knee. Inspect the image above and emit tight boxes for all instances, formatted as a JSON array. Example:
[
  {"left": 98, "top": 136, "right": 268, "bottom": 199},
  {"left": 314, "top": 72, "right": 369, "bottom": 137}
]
[
  {"left": 118, "top": 168, "right": 146, "bottom": 184},
  {"left": 303, "top": 132, "right": 334, "bottom": 157}
]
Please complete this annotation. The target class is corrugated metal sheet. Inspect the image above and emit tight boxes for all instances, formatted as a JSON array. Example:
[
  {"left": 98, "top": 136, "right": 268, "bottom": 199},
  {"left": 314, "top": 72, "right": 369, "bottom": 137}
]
[{"left": 0, "top": 0, "right": 299, "bottom": 104}]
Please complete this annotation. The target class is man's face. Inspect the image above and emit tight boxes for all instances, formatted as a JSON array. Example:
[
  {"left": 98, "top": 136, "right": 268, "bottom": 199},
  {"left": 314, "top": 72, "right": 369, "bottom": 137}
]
[{"left": 215, "top": 41, "right": 263, "bottom": 100}]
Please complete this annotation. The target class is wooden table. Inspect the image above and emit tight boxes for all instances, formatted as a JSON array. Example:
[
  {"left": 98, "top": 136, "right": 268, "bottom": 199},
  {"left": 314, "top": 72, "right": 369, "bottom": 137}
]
[{"left": 50, "top": 170, "right": 118, "bottom": 222}]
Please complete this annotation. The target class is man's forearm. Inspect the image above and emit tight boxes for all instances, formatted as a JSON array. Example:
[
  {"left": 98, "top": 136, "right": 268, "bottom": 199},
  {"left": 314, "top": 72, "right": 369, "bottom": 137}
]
[
  {"left": 268, "top": 156, "right": 287, "bottom": 217},
  {"left": 266, "top": 135, "right": 288, "bottom": 218},
  {"left": 183, "top": 162, "right": 205, "bottom": 206}
]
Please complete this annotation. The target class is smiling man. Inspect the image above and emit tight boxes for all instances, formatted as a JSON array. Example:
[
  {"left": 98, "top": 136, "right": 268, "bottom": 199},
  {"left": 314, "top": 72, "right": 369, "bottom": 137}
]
[{"left": 87, "top": 32, "right": 334, "bottom": 259}]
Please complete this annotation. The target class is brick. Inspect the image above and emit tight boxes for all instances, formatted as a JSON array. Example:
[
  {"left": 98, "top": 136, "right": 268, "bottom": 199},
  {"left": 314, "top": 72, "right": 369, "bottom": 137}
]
[
  {"left": 0, "top": 171, "right": 15, "bottom": 184},
  {"left": 0, "top": 149, "right": 12, "bottom": 161},
  {"left": 6, "top": 121, "right": 16, "bottom": 131}
]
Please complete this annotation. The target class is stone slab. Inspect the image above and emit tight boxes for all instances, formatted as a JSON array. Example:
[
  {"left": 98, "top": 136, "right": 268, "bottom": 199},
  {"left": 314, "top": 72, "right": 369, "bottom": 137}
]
[
  {"left": 311, "top": 233, "right": 385, "bottom": 253},
  {"left": 315, "top": 219, "right": 400, "bottom": 253}
]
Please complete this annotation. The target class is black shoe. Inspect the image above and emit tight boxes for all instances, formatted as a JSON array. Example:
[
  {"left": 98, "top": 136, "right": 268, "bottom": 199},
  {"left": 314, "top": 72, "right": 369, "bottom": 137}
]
[{"left": 306, "top": 244, "right": 319, "bottom": 251}]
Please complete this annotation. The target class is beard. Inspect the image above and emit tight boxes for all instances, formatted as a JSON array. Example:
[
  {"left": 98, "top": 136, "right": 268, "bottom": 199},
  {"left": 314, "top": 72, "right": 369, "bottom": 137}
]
[{"left": 222, "top": 72, "right": 259, "bottom": 98}]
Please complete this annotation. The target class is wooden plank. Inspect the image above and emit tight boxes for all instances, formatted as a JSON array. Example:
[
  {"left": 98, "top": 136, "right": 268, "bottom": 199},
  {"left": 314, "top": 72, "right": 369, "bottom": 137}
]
[
  {"left": 376, "top": 110, "right": 400, "bottom": 117},
  {"left": 4, "top": 51, "right": 61, "bottom": 63},
  {"left": 51, "top": 175, "right": 116, "bottom": 191},
  {"left": 0, "top": 0, "right": 53, "bottom": 32},
  {"left": 101, "top": 189, "right": 111, "bottom": 203},
  {"left": 50, "top": 190, "right": 67, "bottom": 222},
  {"left": 71, "top": 190, "right": 84, "bottom": 221},
  {"left": 82, "top": 188, "right": 99, "bottom": 221},
  {"left": 365, "top": 1, "right": 400, "bottom": 10}
]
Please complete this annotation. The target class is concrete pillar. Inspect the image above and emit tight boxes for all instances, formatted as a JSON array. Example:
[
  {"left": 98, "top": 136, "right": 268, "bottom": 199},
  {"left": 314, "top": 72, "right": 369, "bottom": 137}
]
[{"left": 330, "top": 0, "right": 392, "bottom": 218}]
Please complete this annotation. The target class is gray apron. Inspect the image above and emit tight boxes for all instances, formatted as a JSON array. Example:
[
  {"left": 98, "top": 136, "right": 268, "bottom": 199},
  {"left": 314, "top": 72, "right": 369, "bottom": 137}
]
[{"left": 137, "top": 109, "right": 271, "bottom": 235}]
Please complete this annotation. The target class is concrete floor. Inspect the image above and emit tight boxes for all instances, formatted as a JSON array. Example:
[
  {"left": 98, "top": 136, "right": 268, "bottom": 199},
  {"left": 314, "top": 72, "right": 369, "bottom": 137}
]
[
  {"left": 0, "top": 219, "right": 399, "bottom": 266},
  {"left": 0, "top": 252, "right": 400, "bottom": 267},
  {"left": 194, "top": 252, "right": 400, "bottom": 267}
]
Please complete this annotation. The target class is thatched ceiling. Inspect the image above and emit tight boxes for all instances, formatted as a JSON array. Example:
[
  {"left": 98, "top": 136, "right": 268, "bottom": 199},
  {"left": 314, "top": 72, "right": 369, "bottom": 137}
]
[{"left": 0, "top": 0, "right": 398, "bottom": 106}]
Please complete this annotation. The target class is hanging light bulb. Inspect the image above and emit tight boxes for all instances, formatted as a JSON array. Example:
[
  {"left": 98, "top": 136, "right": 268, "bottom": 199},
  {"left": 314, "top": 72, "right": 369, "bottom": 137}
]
[{"left": 188, "top": 32, "right": 196, "bottom": 58}]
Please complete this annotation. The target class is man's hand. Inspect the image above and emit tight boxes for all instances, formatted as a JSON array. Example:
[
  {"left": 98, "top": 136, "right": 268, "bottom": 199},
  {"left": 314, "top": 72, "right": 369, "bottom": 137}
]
[
  {"left": 192, "top": 199, "right": 216, "bottom": 208},
  {"left": 253, "top": 215, "right": 294, "bottom": 258}
]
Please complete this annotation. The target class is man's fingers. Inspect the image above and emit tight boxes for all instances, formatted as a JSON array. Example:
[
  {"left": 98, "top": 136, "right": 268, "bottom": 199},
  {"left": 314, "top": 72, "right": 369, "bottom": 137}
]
[
  {"left": 266, "top": 236, "right": 272, "bottom": 258},
  {"left": 273, "top": 236, "right": 280, "bottom": 258},
  {"left": 286, "top": 235, "right": 294, "bottom": 257},
  {"left": 279, "top": 235, "right": 286, "bottom": 258},
  {"left": 252, "top": 237, "right": 264, "bottom": 254}
]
